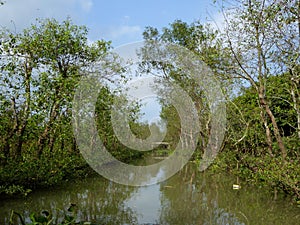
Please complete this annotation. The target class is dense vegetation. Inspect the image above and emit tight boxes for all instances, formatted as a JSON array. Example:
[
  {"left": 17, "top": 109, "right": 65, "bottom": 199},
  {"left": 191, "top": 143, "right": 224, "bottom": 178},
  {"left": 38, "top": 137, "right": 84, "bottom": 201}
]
[
  {"left": 0, "top": 18, "right": 144, "bottom": 196},
  {"left": 141, "top": 0, "right": 300, "bottom": 201},
  {"left": 0, "top": 0, "right": 299, "bottom": 206}
]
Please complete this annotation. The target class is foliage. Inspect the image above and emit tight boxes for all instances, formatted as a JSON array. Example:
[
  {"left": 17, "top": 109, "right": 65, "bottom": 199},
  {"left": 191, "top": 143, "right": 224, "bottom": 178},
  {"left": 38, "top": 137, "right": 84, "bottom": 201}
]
[
  {"left": 219, "top": 73, "right": 300, "bottom": 200},
  {"left": 95, "top": 87, "right": 144, "bottom": 162},
  {"left": 222, "top": 0, "right": 300, "bottom": 159},
  {"left": 0, "top": 0, "right": 299, "bottom": 204},
  {"left": 142, "top": 20, "right": 229, "bottom": 158},
  {"left": 213, "top": 150, "right": 300, "bottom": 200},
  {"left": 141, "top": 5, "right": 299, "bottom": 199},
  {"left": 226, "top": 74, "right": 298, "bottom": 156},
  {"left": 0, "top": 151, "right": 93, "bottom": 196},
  {"left": 0, "top": 18, "right": 142, "bottom": 196},
  {"left": 0, "top": 17, "right": 110, "bottom": 161}
]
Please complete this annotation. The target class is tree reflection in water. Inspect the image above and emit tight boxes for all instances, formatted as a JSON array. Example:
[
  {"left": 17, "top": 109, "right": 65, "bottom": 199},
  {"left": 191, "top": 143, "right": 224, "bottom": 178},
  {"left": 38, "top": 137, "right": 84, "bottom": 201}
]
[
  {"left": 158, "top": 163, "right": 246, "bottom": 225},
  {"left": 1, "top": 161, "right": 300, "bottom": 225},
  {"left": 0, "top": 177, "right": 139, "bottom": 225}
]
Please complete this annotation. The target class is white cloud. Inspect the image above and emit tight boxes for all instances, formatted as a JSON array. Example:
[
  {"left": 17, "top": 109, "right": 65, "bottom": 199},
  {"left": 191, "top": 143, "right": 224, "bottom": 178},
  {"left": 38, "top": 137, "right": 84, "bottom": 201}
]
[
  {"left": 107, "top": 25, "right": 142, "bottom": 39},
  {"left": 79, "top": 0, "right": 93, "bottom": 12},
  {"left": 0, "top": 0, "right": 93, "bottom": 32}
]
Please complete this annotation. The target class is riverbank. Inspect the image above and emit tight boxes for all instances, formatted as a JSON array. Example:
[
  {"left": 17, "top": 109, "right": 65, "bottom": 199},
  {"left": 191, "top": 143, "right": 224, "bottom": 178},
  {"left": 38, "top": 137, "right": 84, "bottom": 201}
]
[
  {"left": 209, "top": 150, "right": 300, "bottom": 203},
  {"left": 1, "top": 146, "right": 299, "bottom": 206},
  {"left": 0, "top": 150, "right": 143, "bottom": 197},
  {"left": 0, "top": 154, "right": 92, "bottom": 197}
]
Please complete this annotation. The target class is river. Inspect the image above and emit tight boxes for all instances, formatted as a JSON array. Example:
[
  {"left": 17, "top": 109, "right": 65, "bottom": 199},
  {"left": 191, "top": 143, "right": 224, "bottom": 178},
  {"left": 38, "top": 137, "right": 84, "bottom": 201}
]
[{"left": 1, "top": 158, "right": 299, "bottom": 225}]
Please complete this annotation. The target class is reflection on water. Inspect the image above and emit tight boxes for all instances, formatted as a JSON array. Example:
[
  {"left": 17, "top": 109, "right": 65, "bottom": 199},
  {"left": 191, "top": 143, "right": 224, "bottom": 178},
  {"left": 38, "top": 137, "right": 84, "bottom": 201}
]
[
  {"left": 126, "top": 184, "right": 161, "bottom": 224},
  {"left": 1, "top": 160, "right": 300, "bottom": 225}
]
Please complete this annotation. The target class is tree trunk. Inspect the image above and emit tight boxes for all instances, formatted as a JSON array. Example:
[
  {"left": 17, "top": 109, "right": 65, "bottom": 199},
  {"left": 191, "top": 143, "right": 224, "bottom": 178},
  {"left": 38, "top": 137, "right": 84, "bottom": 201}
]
[
  {"left": 254, "top": 19, "right": 287, "bottom": 160},
  {"left": 3, "top": 97, "right": 19, "bottom": 160},
  {"left": 291, "top": 84, "right": 300, "bottom": 139},
  {"left": 37, "top": 101, "right": 59, "bottom": 158},
  {"left": 259, "top": 92, "right": 287, "bottom": 160},
  {"left": 37, "top": 126, "right": 50, "bottom": 158},
  {"left": 15, "top": 61, "right": 32, "bottom": 158},
  {"left": 289, "top": 69, "right": 300, "bottom": 139},
  {"left": 260, "top": 109, "right": 274, "bottom": 157},
  {"left": 48, "top": 133, "right": 56, "bottom": 154}
]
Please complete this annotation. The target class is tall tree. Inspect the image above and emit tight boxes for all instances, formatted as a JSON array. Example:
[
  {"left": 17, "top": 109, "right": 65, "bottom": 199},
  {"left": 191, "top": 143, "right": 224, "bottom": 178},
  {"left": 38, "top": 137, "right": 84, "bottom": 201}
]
[
  {"left": 142, "top": 20, "right": 228, "bottom": 155},
  {"left": 221, "top": 0, "right": 298, "bottom": 159},
  {"left": 270, "top": 0, "right": 300, "bottom": 139},
  {"left": 0, "top": 18, "right": 114, "bottom": 159}
]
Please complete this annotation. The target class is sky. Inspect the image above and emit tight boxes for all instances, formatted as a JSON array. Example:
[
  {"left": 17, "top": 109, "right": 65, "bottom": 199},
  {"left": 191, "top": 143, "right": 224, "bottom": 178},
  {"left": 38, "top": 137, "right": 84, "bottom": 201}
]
[{"left": 0, "top": 0, "right": 224, "bottom": 47}]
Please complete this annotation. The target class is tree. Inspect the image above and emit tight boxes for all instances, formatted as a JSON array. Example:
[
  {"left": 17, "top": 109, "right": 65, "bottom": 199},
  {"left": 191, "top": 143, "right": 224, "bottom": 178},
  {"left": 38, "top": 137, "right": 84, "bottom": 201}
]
[
  {"left": 142, "top": 20, "right": 228, "bottom": 156},
  {"left": 95, "top": 87, "right": 144, "bottom": 161},
  {"left": 270, "top": 0, "right": 300, "bottom": 139},
  {"left": 226, "top": 74, "right": 298, "bottom": 155},
  {"left": 221, "top": 0, "right": 296, "bottom": 159},
  {"left": 0, "top": 18, "right": 113, "bottom": 159}
]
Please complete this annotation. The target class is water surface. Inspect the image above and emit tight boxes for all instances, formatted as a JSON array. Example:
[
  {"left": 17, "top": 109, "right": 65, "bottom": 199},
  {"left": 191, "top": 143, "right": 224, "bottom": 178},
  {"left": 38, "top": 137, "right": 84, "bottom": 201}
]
[{"left": 1, "top": 160, "right": 299, "bottom": 225}]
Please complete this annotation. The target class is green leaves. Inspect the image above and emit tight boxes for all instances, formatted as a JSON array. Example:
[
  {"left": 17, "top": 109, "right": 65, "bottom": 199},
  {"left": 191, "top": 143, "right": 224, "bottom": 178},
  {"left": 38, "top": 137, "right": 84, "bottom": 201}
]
[
  {"left": 0, "top": 17, "right": 140, "bottom": 196},
  {"left": 0, "top": 17, "right": 113, "bottom": 160}
]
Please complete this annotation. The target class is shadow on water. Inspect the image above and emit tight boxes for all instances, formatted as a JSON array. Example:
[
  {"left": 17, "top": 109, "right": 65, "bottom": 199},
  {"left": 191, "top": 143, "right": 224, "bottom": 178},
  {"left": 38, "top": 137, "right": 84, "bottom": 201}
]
[{"left": 0, "top": 158, "right": 300, "bottom": 225}]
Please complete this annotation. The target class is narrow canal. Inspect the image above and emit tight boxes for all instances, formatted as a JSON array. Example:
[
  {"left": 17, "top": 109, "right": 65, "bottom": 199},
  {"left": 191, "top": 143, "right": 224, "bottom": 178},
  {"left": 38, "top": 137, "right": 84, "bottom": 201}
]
[{"left": 1, "top": 159, "right": 299, "bottom": 225}]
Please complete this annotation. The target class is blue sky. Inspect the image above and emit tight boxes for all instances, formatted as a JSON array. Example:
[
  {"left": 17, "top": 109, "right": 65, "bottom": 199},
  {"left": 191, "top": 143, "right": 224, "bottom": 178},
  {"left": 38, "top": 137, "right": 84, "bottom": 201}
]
[{"left": 0, "top": 0, "right": 223, "bottom": 47}]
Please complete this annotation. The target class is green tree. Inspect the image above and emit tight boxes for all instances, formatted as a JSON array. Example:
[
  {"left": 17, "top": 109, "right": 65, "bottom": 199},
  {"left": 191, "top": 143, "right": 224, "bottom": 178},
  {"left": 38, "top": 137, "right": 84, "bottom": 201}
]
[
  {"left": 0, "top": 18, "right": 145, "bottom": 194},
  {"left": 270, "top": 0, "right": 300, "bottom": 139},
  {"left": 95, "top": 87, "right": 144, "bottom": 162},
  {"left": 0, "top": 18, "right": 112, "bottom": 159},
  {"left": 226, "top": 74, "right": 298, "bottom": 155},
  {"left": 142, "top": 20, "right": 228, "bottom": 156},
  {"left": 221, "top": 0, "right": 299, "bottom": 159}
]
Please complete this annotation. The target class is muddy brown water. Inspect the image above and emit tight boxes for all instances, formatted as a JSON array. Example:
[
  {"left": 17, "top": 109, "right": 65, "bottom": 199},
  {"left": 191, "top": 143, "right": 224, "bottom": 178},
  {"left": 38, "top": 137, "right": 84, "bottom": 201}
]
[{"left": 1, "top": 158, "right": 299, "bottom": 225}]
